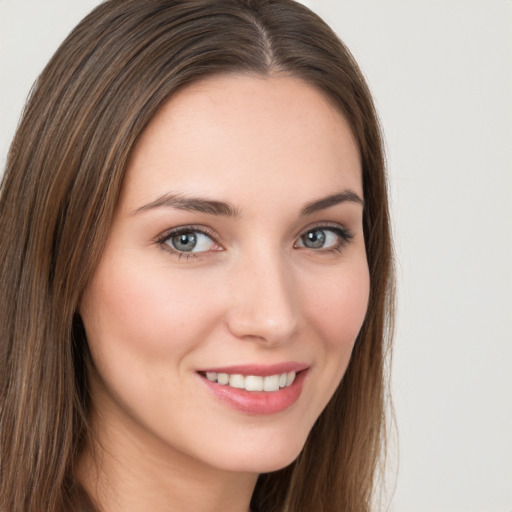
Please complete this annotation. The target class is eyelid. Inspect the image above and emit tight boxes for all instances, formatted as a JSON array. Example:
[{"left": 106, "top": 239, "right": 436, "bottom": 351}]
[
  {"left": 295, "top": 221, "right": 353, "bottom": 239},
  {"left": 155, "top": 225, "right": 222, "bottom": 258},
  {"left": 294, "top": 222, "right": 354, "bottom": 250}
]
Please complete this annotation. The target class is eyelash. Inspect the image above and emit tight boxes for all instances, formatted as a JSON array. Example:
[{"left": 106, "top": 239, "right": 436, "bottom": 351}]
[
  {"left": 156, "top": 225, "right": 220, "bottom": 260},
  {"left": 156, "top": 223, "right": 354, "bottom": 260},
  {"left": 297, "top": 223, "right": 354, "bottom": 253}
]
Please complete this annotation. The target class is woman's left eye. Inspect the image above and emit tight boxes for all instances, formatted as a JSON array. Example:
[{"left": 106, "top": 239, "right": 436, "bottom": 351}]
[
  {"left": 296, "top": 226, "right": 352, "bottom": 251},
  {"left": 159, "top": 228, "right": 217, "bottom": 254}
]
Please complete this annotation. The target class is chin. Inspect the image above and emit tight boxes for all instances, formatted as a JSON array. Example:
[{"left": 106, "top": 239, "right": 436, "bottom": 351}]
[
  {"left": 208, "top": 431, "right": 308, "bottom": 475},
  {"left": 251, "top": 451, "right": 302, "bottom": 474}
]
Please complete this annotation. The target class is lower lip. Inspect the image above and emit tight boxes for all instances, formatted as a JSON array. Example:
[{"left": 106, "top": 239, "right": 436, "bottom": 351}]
[{"left": 199, "top": 370, "right": 307, "bottom": 415}]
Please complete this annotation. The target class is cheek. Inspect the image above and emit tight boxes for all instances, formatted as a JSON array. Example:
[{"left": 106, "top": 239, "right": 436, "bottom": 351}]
[
  {"left": 301, "top": 257, "right": 370, "bottom": 406},
  {"left": 286, "top": 259, "right": 370, "bottom": 441},
  {"left": 79, "top": 259, "right": 221, "bottom": 372},
  {"left": 79, "top": 259, "right": 225, "bottom": 428},
  {"left": 305, "top": 262, "right": 370, "bottom": 349}
]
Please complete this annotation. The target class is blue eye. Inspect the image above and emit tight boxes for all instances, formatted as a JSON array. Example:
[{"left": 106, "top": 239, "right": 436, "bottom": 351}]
[
  {"left": 162, "top": 229, "right": 216, "bottom": 253},
  {"left": 297, "top": 227, "right": 351, "bottom": 250}
]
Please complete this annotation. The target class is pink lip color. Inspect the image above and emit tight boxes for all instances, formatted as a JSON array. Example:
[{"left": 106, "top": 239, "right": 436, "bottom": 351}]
[{"left": 198, "top": 364, "right": 309, "bottom": 415}]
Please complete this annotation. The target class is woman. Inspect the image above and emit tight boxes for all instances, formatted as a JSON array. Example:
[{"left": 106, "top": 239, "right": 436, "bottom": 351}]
[{"left": 0, "top": 1, "right": 394, "bottom": 511}]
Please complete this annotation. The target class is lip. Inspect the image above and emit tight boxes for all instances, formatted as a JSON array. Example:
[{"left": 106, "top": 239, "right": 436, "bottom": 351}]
[
  {"left": 197, "top": 362, "right": 308, "bottom": 376},
  {"left": 197, "top": 363, "right": 309, "bottom": 415}
]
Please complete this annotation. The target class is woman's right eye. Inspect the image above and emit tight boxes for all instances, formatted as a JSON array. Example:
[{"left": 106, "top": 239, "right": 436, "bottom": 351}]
[{"left": 158, "top": 228, "right": 218, "bottom": 256}]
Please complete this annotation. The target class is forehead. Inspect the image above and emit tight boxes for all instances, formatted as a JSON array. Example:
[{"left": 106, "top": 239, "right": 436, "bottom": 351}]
[{"left": 121, "top": 74, "right": 361, "bottom": 212}]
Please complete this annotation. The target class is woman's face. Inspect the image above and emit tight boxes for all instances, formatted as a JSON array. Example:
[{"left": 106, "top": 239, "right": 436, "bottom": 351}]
[{"left": 80, "top": 74, "right": 369, "bottom": 475}]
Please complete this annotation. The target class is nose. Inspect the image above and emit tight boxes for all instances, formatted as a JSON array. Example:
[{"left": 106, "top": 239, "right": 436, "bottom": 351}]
[{"left": 225, "top": 249, "right": 299, "bottom": 346}]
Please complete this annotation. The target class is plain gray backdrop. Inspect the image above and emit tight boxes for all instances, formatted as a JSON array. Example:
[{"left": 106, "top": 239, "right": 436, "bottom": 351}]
[{"left": 1, "top": 1, "right": 511, "bottom": 511}]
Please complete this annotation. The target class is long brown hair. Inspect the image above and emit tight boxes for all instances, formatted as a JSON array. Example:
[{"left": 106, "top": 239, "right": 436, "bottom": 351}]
[{"left": 0, "top": 1, "right": 394, "bottom": 511}]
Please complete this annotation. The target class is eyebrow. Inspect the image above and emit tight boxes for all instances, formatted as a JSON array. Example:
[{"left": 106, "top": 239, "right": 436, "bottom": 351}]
[
  {"left": 132, "top": 189, "right": 363, "bottom": 217},
  {"left": 132, "top": 193, "right": 240, "bottom": 217},
  {"left": 301, "top": 190, "right": 364, "bottom": 215}
]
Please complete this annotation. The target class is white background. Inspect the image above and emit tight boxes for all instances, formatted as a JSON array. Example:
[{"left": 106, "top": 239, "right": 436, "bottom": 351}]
[{"left": 1, "top": 1, "right": 511, "bottom": 511}]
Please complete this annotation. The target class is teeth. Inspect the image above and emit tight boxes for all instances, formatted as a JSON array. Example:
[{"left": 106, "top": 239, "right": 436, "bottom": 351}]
[
  {"left": 204, "top": 371, "right": 297, "bottom": 392},
  {"left": 245, "top": 375, "right": 263, "bottom": 391},
  {"left": 217, "top": 373, "right": 229, "bottom": 385},
  {"left": 206, "top": 372, "right": 217, "bottom": 382},
  {"left": 229, "top": 374, "right": 245, "bottom": 389},
  {"left": 263, "top": 374, "right": 280, "bottom": 392}
]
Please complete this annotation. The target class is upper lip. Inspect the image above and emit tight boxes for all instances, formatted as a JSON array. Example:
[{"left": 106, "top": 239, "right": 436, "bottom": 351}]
[{"left": 197, "top": 362, "right": 309, "bottom": 377}]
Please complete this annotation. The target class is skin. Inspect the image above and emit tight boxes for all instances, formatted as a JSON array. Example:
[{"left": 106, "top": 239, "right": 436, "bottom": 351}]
[{"left": 78, "top": 74, "right": 370, "bottom": 512}]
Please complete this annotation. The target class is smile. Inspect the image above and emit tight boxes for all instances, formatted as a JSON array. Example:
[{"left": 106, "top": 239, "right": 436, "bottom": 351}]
[
  {"left": 198, "top": 364, "right": 308, "bottom": 415},
  {"left": 205, "top": 371, "right": 296, "bottom": 392}
]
